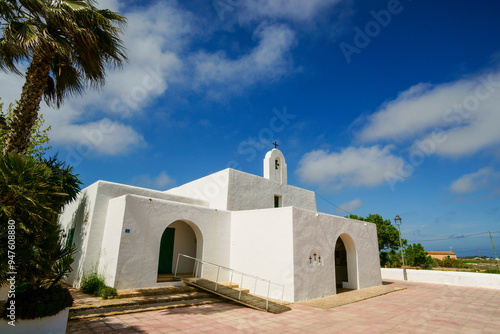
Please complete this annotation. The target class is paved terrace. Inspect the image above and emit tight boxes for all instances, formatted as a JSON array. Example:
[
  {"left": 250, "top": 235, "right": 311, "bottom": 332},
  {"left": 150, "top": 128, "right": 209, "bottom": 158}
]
[{"left": 67, "top": 280, "right": 500, "bottom": 333}]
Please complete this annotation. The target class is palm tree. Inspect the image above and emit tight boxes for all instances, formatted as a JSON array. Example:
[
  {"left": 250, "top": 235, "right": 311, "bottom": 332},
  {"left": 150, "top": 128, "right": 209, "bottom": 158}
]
[
  {"left": 0, "top": 153, "right": 81, "bottom": 287},
  {"left": 0, "top": 152, "right": 81, "bottom": 319},
  {"left": 0, "top": 0, "right": 127, "bottom": 155}
]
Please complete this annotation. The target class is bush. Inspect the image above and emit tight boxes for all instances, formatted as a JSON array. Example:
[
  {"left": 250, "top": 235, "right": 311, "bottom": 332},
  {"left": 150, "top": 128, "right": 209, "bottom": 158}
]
[
  {"left": 80, "top": 271, "right": 118, "bottom": 299},
  {"left": 2, "top": 284, "right": 73, "bottom": 320},
  {"left": 97, "top": 286, "right": 118, "bottom": 299},
  {"left": 80, "top": 272, "right": 106, "bottom": 295},
  {"left": 435, "top": 257, "right": 469, "bottom": 268},
  {"left": 404, "top": 243, "right": 434, "bottom": 269},
  {"left": 380, "top": 250, "right": 401, "bottom": 268},
  {"left": 485, "top": 269, "right": 500, "bottom": 274}
]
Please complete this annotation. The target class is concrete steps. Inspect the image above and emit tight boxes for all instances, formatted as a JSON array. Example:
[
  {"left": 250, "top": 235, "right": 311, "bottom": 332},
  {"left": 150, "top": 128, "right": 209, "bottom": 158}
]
[
  {"left": 117, "top": 285, "right": 199, "bottom": 298},
  {"left": 69, "top": 284, "right": 223, "bottom": 321}
]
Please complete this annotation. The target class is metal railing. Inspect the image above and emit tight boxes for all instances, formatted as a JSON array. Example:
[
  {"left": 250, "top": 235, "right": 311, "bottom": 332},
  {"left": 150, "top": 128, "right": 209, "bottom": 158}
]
[{"left": 174, "top": 253, "right": 285, "bottom": 310}]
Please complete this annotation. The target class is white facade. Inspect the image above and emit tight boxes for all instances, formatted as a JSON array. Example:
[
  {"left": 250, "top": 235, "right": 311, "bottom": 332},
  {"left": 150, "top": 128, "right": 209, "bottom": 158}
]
[{"left": 59, "top": 149, "right": 381, "bottom": 302}]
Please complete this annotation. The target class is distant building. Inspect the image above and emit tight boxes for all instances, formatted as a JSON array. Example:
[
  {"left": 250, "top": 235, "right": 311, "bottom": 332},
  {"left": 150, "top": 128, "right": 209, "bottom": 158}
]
[{"left": 427, "top": 248, "right": 457, "bottom": 260}]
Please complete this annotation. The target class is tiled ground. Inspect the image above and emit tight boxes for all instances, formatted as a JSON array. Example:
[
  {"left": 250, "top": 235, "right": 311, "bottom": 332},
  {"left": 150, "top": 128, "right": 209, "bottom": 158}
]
[{"left": 67, "top": 280, "right": 500, "bottom": 333}]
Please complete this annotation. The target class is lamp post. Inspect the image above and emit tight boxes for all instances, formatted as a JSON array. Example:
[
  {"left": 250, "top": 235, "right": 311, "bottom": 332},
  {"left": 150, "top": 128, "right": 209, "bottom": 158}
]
[{"left": 394, "top": 214, "right": 407, "bottom": 281}]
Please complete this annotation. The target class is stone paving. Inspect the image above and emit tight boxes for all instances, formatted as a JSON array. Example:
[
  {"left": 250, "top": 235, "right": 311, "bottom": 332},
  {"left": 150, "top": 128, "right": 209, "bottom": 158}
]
[{"left": 67, "top": 280, "right": 500, "bottom": 333}]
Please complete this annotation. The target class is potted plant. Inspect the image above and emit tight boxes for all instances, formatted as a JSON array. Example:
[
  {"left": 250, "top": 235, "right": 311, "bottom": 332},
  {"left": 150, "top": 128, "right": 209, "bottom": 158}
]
[{"left": 0, "top": 153, "right": 81, "bottom": 333}]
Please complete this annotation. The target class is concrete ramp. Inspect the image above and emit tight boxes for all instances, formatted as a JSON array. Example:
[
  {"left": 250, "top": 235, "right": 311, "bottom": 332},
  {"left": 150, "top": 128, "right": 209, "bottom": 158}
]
[{"left": 182, "top": 278, "right": 291, "bottom": 314}]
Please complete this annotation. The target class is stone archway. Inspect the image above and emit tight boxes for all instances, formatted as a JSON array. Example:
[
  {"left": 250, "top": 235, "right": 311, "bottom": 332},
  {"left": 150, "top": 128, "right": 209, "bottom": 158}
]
[
  {"left": 157, "top": 220, "right": 202, "bottom": 278},
  {"left": 334, "top": 233, "right": 358, "bottom": 290}
]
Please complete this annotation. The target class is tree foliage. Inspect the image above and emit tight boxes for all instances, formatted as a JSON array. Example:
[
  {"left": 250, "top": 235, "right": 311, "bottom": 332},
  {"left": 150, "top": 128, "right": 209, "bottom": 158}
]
[
  {"left": 0, "top": 0, "right": 127, "bottom": 155},
  {"left": 347, "top": 214, "right": 403, "bottom": 251},
  {"left": 0, "top": 153, "right": 81, "bottom": 293},
  {"left": 0, "top": 98, "right": 51, "bottom": 159},
  {"left": 347, "top": 213, "right": 406, "bottom": 267},
  {"left": 404, "top": 243, "right": 434, "bottom": 269}
]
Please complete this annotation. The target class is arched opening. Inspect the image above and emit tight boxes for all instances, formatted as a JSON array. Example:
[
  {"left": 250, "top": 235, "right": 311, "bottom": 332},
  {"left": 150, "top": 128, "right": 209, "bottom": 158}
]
[
  {"left": 335, "top": 238, "right": 348, "bottom": 288},
  {"left": 157, "top": 220, "right": 202, "bottom": 282},
  {"left": 275, "top": 157, "right": 282, "bottom": 183},
  {"left": 334, "top": 233, "right": 358, "bottom": 291}
]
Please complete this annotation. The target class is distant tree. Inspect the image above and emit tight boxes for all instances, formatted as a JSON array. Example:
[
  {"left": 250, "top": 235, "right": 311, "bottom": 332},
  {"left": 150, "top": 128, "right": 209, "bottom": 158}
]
[
  {"left": 0, "top": 99, "right": 51, "bottom": 159},
  {"left": 346, "top": 213, "right": 405, "bottom": 267},
  {"left": 404, "top": 243, "right": 434, "bottom": 269},
  {"left": 0, "top": 0, "right": 127, "bottom": 155}
]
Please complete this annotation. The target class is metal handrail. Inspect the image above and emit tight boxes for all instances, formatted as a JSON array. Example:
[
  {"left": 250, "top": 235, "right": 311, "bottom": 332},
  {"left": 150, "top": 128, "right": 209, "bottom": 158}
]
[{"left": 174, "top": 253, "right": 285, "bottom": 310}]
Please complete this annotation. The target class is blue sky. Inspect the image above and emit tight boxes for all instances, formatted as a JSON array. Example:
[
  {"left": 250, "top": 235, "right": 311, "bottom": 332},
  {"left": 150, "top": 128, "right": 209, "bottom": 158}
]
[{"left": 2, "top": 0, "right": 500, "bottom": 257}]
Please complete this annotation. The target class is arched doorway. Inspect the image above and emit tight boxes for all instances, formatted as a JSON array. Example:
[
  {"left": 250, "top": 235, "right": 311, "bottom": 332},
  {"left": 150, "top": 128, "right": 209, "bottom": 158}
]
[
  {"left": 334, "top": 233, "right": 358, "bottom": 290},
  {"left": 158, "top": 228, "right": 176, "bottom": 274},
  {"left": 157, "top": 220, "right": 201, "bottom": 279},
  {"left": 335, "top": 238, "right": 348, "bottom": 288}
]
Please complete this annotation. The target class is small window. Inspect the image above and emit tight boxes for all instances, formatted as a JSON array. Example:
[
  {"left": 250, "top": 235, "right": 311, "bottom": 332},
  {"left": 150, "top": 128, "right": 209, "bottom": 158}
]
[
  {"left": 274, "top": 195, "right": 282, "bottom": 208},
  {"left": 65, "top": 228, "right": 75, "bottom": 248}
]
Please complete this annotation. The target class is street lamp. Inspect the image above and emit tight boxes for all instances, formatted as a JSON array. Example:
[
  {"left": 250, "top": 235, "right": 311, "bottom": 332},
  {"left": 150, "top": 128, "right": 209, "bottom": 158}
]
[{"left": 394, "top": 214, "right": 407, "bottom": 281}]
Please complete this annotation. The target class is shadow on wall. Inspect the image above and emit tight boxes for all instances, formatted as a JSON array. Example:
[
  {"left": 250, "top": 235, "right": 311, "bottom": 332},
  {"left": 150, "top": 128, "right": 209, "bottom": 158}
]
[{"left": 63, "top": 192, "right": 89, "bottom": 286}]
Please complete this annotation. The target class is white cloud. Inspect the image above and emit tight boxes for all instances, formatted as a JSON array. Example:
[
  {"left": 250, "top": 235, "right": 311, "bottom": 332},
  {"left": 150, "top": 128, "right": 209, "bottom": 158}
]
[
  {"left": 357, "top": 70, "right": 500, "bottom": 158},
  {"left": 49, "top": 117, "right": 145, "bottom": 156},
  {"left": 449, "top": 167, "right": 500, "bottom": 195},
  {"left": 297, "top": 146, "right": 404, "bottom": 190},
  {"left": 239, "top": 0, "right": 343, "bottom": 22},
  {"left": 0, "top": 75, "right": 146, "bottom": 157},
  {"left": 335, "top": 198, "right": 363, "bottom": 214},
  {"left": 0, "top": 1, "right": 189, "bottom": 155},
  {"left": 0, "top": 1, "right": 301, "bottom": 156},
  {"left": 190, "top": 23, "right": 296, "bottom": 99},
  {"left": 132, "top": 171, "right": 175, "bottom": 190},
  {"left": 79, "top": 1, "right": 193, "bottom": 116}
]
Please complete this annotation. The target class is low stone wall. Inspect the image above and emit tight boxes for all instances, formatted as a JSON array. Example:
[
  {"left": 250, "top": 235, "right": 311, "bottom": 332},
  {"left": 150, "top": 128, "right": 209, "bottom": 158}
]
[{"left": 381, "top": 268, "right": 500, "bottom": 290}]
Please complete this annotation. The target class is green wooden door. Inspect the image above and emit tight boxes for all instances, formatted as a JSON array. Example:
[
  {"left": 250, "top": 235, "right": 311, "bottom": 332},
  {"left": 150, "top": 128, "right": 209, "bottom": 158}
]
[{"left": 158, "top": 228, "right": 175, "bottom": 274}]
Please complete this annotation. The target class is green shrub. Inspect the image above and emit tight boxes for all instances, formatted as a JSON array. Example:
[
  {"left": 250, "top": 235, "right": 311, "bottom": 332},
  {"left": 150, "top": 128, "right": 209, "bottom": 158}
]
[
  {"left": 435, "top": 257, "right": 469, "bottom": 268},
  {"left": 485, "top": 269, "right": 500, "bottom": 274},
  {"left": 404, "top": 243, "right": 434, "bottom": 269},
  {"left": 80, "top": 271, "right": 119, "bottom": 299},
  {"left": 2, "top": 284, "right": 73, "bottom": 320},
  {"left": 97, "top": 286, "right": 118, "bottom": 299},
  {"left": 80, "top": 272, "right": 106, "bottom": 295}
]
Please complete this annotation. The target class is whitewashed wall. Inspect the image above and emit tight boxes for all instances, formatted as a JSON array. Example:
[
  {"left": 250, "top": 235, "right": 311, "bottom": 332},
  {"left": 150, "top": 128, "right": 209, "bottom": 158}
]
[
  {"left": 59, "top": 181, "right": 208, "bottom": 287},
  {"left": 105, "top": 194, "right": 232, "bottom": 290},
  {"left": 292, "top": 209, "right": 382, "bottom": 301},
  {"left": 98, "top": 196, "right": 126, "bottom": 287},
  {"left": 226, "top": 169, "right": 316, "bottom": 211},
  {"left": 229, "top": 207, "right": 381, "bottom": 303},
  {"left": 59, "top": 183, "right": 99, "bottom": 285},
  {"left": 167, "top": 168, "right": 316, "bottom": 212},
  {"left": 166, "top": 170, "right": 230, "bottom": 210},
  {"left": 381, "top": 268, "right": 500, "bottom": 289},
  {"left": 230, "top": 207, "right": 295, "bottom": 302}
]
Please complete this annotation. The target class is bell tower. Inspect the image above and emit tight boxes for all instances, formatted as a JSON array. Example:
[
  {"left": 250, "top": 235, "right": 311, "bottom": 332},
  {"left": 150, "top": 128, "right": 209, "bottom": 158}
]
[{"left": 264, "top": 148, "right": 287, "bottom": 184}]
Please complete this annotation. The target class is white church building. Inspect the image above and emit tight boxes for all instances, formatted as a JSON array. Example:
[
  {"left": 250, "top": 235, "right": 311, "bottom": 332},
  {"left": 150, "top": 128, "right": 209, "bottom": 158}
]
[{"left": 59, "top": 149, "right": 382, "bottom": 302}]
